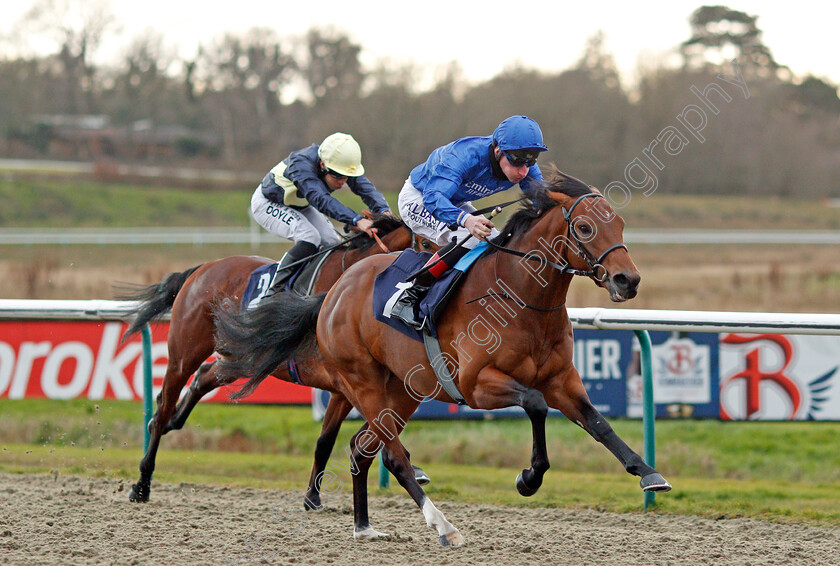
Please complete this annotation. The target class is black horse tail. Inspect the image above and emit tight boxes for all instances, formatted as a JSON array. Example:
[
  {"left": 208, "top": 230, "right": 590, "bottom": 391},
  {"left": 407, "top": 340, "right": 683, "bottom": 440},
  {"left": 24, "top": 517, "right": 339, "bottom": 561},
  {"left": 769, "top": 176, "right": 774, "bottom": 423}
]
[
  {"left": 114, "top": 265, "right": 202, "bottom": 341},
  {"left": 214, "top": 291, "right": 326, "bottom": 401}
]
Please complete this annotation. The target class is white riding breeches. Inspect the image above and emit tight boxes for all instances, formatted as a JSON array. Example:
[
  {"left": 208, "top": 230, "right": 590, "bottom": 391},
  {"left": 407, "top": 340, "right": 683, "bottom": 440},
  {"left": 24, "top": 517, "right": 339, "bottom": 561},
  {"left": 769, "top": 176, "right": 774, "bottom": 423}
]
[
  {"left": 397, "top": 179, "right": 499, "bottom": 249},
  {"left": 251, "top": 187, "right": 342, "bottom": 247}
]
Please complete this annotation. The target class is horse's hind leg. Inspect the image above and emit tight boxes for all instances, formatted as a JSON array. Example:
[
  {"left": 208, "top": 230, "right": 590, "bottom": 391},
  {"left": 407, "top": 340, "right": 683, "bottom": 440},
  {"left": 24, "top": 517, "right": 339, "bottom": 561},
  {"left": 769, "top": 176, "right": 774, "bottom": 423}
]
[
  {"left": 166, "top": 361, "right": 221, "bottom": 432},
  {"left": 303, "top": 393, "right": 353, "bottom": 511},
  {"left": 129, "top": 351, "right": 208, "bottom": 502},
  {"left": 548, "top": 385, "right": 671, "bottom": 493},
  {"left": 129, "top": 363, "right": 182, "bottom": 502},
  {"left": 349, "top": 385, "right": 463, "bottom": 547}
]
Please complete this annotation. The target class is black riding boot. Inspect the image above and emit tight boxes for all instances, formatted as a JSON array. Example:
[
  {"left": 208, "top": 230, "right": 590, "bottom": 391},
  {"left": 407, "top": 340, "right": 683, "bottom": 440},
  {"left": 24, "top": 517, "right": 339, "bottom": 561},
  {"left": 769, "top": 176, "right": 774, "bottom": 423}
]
[{"left": 264, "top": 241, "right": 317, "bottom": 298}]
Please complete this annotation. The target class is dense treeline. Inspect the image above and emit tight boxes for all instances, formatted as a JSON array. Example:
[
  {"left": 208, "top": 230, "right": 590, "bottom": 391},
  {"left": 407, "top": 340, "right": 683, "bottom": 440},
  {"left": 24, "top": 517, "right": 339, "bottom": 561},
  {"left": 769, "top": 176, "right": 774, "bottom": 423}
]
[{"left": 1, "top": 2, "right": 838, "bottom": 197}]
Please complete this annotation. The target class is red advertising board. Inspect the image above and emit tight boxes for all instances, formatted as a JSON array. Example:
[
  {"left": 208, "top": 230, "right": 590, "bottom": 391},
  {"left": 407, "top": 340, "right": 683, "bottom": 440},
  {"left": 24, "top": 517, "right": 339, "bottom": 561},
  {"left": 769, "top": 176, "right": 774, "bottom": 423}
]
[{"left": 0, "top": 320, "right": 311, "bottom": 404}]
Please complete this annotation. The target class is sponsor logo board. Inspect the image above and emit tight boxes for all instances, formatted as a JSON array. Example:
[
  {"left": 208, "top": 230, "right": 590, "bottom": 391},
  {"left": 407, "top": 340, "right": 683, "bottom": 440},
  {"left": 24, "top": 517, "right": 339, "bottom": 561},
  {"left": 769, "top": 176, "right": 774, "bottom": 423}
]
[{"left": 0, "top": 321, "right": 310, "bottom": 404}]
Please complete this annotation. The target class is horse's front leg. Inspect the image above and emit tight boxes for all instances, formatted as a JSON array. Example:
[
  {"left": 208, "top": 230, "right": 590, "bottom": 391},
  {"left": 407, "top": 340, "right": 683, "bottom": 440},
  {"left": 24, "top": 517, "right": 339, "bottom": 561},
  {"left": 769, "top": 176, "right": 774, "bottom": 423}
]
[
  {"left": 514, "top": 387, "right": 550, "bottom": 496},
  {"left": 472, "top": 371, "right": 550, "bottom": 496},
  {"left": 546, "top": 375, "right": 671, "bottom": 493}
]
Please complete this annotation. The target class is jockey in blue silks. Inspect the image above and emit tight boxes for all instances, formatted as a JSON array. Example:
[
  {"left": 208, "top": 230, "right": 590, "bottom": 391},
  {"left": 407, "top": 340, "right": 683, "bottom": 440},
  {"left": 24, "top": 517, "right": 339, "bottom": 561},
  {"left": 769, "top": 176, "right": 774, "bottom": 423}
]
[{"left": 391, "top": 115, "right": 548, "bottom": 329}]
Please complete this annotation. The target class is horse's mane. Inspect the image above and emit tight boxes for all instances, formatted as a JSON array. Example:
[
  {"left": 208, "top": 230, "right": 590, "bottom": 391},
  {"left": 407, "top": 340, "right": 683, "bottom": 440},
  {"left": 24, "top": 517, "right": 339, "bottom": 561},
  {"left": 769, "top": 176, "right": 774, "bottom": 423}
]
[
  {"left": 345, "top": 213, "right": 405, "bottom": 250},
  {"left": 493, "top": 169, "right": 593, "bottom": 245}
]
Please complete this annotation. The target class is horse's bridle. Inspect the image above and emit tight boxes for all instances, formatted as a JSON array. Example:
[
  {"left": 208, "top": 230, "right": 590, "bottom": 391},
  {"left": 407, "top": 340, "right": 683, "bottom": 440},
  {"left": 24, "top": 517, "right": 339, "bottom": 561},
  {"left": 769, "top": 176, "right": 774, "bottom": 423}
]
[
  {"left": 485, "top": 192, "right": 627, "bottom": 282},
  {"left": 469, "top": 192, "right": 627, "bottom": 313},
  {"left": 561, "top": 193, "right": 628, "bottom": 281}
]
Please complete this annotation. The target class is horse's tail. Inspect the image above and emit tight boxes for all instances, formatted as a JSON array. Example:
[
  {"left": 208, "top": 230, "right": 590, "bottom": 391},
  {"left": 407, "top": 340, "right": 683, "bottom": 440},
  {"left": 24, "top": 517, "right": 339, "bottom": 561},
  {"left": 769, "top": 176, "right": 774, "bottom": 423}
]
[
  {"left": 114, "top": 265, "right": 203, "bottom": 341},
  {"left": 214, "top": 291, "right": 326, "bottom": 400}
]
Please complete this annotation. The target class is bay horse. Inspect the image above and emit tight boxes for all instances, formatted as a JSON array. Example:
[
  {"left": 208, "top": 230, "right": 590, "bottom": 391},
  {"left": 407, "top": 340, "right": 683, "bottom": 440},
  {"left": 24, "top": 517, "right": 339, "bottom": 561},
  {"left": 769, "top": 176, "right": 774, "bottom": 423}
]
[
  {"left": 118, "top": 214, "right": 436, "bottom": 506},
  {"left": 214, "top": 170, "right": 671, "bottom": 547}
]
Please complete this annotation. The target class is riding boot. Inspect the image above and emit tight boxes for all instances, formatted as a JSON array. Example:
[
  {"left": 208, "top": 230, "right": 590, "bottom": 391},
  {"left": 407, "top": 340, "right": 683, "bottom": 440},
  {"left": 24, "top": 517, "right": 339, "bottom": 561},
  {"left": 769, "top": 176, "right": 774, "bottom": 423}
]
[
  {"left": 389, "top": 282, "right": 431, "bottom": 330},
  {"left": 390, "top": 239, "right": 471, "bottom": 330},
  {"left": 264, "top": 241, "right": 317, "bottom": 298}
]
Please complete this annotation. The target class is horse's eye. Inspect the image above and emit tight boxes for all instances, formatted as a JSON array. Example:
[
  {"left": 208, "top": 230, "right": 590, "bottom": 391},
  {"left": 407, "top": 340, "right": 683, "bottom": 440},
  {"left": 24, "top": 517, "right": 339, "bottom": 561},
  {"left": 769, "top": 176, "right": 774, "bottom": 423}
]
[
  {"left": 578, "top": 224, "right": 593, "bottom": 236},
  {"left": 422, "top": 241, "right": 432, "bottom": 250}
]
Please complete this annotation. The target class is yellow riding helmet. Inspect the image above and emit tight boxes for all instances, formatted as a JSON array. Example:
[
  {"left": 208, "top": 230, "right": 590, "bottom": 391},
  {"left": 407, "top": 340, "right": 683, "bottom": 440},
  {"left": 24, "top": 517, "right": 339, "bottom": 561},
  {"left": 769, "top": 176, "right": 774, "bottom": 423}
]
[{"left": 318, "top": 133, "right": 365, "bottom": 177}]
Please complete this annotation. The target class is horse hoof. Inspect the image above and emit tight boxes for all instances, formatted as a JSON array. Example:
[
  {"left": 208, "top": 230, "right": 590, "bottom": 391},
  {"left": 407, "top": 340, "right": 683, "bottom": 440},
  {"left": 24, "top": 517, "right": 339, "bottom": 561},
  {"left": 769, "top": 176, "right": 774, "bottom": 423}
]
[
  {"left": 515, "top": 471, "right": 538, "bottom": 497},
  {"left": 303, "top": 496, "right": 324, "bottom": 512},
  {"left": 640, "top": 473, "right": 672, "bottom": 493},
  {"left": 440, "top": 530, "right": 465, "bottom": 548},
  {"left": 128, "top": 484, "right": 149, "bottom": 503},
  {"left": 412, "top": 465, "right": 431, "bottom": 486},
  {"left": 353, "top": 526, "right": 388, "bottom": 540}
]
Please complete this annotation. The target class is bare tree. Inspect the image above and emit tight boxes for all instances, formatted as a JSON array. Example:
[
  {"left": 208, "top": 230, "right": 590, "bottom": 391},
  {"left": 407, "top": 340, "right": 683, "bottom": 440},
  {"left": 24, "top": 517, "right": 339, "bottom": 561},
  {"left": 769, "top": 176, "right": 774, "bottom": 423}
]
[
  {"left": 19, "top": 0, "right": 118, "bottom": 113},
  {"left": 305, "top": 28, "right": 364, "bottom": 105},
  {"left": 188, "top": 28, "right": 297, "bottom": 165}
]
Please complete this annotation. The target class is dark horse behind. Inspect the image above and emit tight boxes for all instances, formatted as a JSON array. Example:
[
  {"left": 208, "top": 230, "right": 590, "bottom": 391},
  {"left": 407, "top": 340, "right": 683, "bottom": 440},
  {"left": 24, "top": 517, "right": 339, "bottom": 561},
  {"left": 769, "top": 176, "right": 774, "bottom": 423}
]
[
  {"left": 116, "top": 213, "right": 435, "bottom": 506},
  {"left": 213, "top": 170, "right": 671, "bottom": 547}
]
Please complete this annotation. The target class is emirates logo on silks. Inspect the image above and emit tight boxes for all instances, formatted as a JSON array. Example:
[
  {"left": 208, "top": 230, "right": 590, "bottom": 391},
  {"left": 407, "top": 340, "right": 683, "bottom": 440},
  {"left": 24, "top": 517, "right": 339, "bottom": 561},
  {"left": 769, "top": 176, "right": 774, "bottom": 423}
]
[{"left": 720, "top": 334, "right": 839, "bottom": 420}]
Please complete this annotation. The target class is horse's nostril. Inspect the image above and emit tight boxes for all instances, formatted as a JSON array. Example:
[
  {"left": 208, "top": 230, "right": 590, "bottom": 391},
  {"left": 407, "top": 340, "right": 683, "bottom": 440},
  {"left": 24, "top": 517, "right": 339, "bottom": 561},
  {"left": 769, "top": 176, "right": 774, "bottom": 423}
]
[{"left": 613, "top": 273, "right": 640, "bottom": 292}]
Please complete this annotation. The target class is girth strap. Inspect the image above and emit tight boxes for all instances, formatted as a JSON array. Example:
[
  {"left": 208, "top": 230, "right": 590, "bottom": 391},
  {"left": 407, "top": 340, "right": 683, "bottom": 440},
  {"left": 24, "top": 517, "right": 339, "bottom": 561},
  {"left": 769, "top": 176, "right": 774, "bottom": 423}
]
[{"left": 422, "top": 332, "right": 467, "bottom": 405}]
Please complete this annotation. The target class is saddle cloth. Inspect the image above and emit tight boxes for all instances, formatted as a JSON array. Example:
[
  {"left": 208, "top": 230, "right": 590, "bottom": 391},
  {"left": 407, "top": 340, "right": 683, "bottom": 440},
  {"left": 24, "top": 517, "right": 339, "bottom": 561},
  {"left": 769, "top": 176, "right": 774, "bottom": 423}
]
[
  {"left": 241, "top": 250, "right": 332, "bottom": 310},
  {"left": 373, "top": 242, "right": 488, "bottom": 342}
]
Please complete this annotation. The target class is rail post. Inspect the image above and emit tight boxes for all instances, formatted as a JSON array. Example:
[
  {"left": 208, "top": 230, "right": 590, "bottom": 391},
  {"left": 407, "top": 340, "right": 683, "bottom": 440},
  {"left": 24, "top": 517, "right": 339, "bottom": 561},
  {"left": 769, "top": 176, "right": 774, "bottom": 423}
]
[
  {"left": 141, "top": 324, "right": 153, "bottom": 453},
  {"left": 378, "top": 455, "right": 389, "bottom": 488},
  {"left": 634, "top": 329, "right": 656, "bottom": 510}
]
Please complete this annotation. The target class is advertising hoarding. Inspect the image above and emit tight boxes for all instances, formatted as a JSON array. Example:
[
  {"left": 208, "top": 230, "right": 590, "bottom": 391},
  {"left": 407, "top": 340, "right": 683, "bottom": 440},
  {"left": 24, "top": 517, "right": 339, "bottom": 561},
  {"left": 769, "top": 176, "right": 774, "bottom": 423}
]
[{"left": 0, "top": 320, "right": 310, "bottom": 404}]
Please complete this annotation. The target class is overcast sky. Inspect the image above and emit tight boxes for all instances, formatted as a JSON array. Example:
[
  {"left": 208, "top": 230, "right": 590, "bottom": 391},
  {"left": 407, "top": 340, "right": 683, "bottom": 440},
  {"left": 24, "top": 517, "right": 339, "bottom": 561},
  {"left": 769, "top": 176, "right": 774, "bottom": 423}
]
[{"left": 3, "top": 0, "right": 838, "bottom": 88}]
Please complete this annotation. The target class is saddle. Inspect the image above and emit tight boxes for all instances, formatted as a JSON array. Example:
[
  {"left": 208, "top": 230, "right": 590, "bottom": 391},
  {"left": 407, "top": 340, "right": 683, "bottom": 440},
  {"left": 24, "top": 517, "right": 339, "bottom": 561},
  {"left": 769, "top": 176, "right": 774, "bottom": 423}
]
[
  {"left": 374, "top": 243, "right": 489, "bottom": 342},
  {"left": 242, "top": 249, "right": 333, "bottom": 310},
  {"left": 374, "top": 243, "right": 488, "bottom": 405}
]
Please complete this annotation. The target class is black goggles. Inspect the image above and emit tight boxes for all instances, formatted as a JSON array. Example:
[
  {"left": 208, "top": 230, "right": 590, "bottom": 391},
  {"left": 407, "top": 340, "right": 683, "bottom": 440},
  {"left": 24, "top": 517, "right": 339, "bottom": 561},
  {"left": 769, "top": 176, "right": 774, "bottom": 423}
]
[
  {"left": 326, "top": 168, "right": 349, "bottom": 179},
  {"left": 502, "top": 150, "right": 539, "bottom": 168}
]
